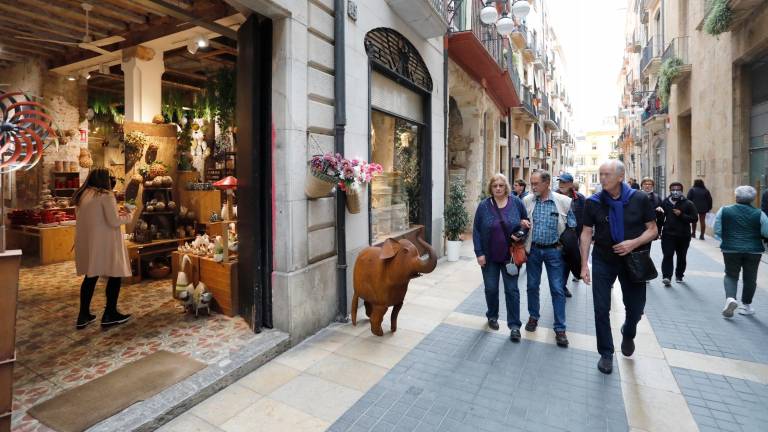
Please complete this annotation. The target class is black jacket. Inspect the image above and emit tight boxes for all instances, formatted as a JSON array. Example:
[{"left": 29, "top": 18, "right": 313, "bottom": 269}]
[
  {"left": 647, "top": 191, "right": 664, "bottom": 234},
  {"left": 687, "top": 186, "right": 712, "bottom": 213},
  {"left": 762, "top": 189, "right": 768, "bottom": 218},
  {"left": 661, "top": 196, "right": 699, "bottom": 238}
]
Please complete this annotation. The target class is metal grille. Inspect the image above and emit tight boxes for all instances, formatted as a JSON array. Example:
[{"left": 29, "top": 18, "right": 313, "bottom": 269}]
[{"left": 365, "top": 28, "right": 434, "bottom": 92}]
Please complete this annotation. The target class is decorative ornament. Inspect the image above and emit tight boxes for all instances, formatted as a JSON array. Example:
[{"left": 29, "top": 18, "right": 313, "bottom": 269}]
[
  {"left": 152, "top": 114, "right": 165, "bottom": 124},
  {"left": 78, "top": 147, "right": 93, "bottom": 168},
  {"left": 1, "top": 92, "right": 58, "bottom": 173}
]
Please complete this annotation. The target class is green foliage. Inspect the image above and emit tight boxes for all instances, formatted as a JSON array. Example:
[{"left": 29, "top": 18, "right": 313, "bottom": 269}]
[
  {"left": 161, "top": 89, "right": 186, "bottom": 124},
  {"left": 704, "top": 0, "right": 732, "bottom": 36},
  {"left": 658, "top": 57, "right": 683, "bottom": 108},
  {"left": 444, "top": 181, "right": 470, "bottom": 241},
  {"left": 395, "top": 122, "right": 421, "bottom": 224}
]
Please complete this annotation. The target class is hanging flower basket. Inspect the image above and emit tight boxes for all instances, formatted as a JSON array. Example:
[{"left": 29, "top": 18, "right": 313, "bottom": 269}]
[
  {"left": 345, "top": 184, "right": 363, "bottom": 214},
  {"left": 305, "top": 169, "right": 337, "bottom": 198}
]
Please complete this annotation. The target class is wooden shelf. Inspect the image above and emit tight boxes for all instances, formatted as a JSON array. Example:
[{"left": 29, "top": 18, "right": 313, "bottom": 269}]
[
  {"left": 141, "top": 211, "right": 176, "bottom": 215},
  {"left": 52, "top": 172, "right": 80, "bottom": 175},
  {"left": 142, "top": 187, "right": 173, "bottom": 191}
]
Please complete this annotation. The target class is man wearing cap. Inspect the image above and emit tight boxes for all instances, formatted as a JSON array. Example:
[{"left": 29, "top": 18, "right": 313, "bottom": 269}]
[{"left": 557, "top": 173, "right": 586, "bottom": 297}]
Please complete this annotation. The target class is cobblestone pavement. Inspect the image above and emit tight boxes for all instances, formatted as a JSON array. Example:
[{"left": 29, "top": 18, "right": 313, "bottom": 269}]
[{"left": 161, "top": 236, "right": 768, "bottom": 432}]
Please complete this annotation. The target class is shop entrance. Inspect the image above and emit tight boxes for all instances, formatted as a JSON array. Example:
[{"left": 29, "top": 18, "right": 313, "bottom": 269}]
[{"left": 1, "top": 2, "right": 273, "bottom": 430}]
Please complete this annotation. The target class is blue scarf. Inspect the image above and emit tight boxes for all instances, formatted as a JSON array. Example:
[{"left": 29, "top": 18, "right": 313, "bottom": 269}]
[{"left": 588, "top": 183, "right": 636, "bottom": 243}]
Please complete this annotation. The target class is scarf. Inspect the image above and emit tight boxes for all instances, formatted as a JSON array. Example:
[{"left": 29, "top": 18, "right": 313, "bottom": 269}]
[{"left": 589, "top": 183, "right": 636, "bottom": 243}]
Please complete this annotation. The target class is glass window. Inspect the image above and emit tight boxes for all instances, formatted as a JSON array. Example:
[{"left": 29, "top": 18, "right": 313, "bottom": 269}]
[{"left": 370, "top": 110, "right": 422, "bottom": 243}]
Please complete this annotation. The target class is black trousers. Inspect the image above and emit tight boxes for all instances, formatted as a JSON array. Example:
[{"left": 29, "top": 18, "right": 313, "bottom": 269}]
[
  {"left": 79, "top": 276, "right": 122, "bottom": 317},
  {"left": 661, "top": 235, "right": 691, "bottom": 279},
  {"left": 592, "top": 253, "right": 647, "bottom": 358}
]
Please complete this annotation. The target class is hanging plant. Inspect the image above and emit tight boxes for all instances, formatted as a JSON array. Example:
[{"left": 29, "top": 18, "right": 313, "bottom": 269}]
[
  {"left": 161, "top": 89, "right": 186, "bottom": 124},
  {"left": 704, "top": 0, "right": 732, "bottom": 36},
  {"left": 658, "top": 57, "right": 683, "bottom": 108}
]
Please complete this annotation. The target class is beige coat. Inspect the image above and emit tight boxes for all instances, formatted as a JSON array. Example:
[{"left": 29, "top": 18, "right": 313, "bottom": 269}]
[{"left": 75, "top": 188, "right": 132, "bottom": 277}]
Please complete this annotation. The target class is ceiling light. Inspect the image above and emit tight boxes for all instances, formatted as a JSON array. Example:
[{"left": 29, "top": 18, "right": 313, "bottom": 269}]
[
  {"left": 67, "top": 76, "right": 76, "bottom": 81},
  {"left": 196, "top": 34, "right": 209, "bottom": 48}
]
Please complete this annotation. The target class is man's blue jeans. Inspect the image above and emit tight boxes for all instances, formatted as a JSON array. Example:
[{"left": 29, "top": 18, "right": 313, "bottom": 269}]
[
  {"left": 481, "top": 261, "right": 522, "bottom": 329},
  {"left": 591, "top": 252, "right": 647, "bottom": 357},
  {"left": 526, "top": 246, "right": 566, "bottom": 331}
]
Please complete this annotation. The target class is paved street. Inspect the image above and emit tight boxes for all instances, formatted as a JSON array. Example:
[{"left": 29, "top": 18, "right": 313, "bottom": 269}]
[{"left": 161, "top": 237, "right": 768, "bottom": 432}]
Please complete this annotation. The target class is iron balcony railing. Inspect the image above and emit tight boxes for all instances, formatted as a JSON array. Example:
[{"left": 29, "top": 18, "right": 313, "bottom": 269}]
[
  {"left": 662, "top": 36, "right": 690, "bottom": 65},
  {"left": 521, "top": 86, "right": 536, "bottom": 116},
  {"left": 641, "top": 94, "right": 668, "bottom": 122},
  {"left": 540, "top": 92, "right": 549, "bottom": 111},
  {"left": 509, "top": 54, "right": 522, "bottom": 93},
  {"left": 429, "top": 0, "right": 446, "bottom": 14},
  {"left": 447, "top": 0, "right": 503, "bottom": 68},
  {"left": 640, "top": 36, "right": 661, "bottom": 72}
]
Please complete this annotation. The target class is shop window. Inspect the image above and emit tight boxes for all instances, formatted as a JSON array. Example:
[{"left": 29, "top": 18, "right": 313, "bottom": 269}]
[{"left": 370, "top": 111, "right": 422, "bottom": 243}]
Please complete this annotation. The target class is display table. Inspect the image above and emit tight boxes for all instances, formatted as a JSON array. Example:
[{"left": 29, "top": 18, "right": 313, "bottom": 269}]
[
  {"left": 171, "top": 251, "right": 238, "bottom": 317},
  {"left": 6, "top": 225, "right": 75, "bottom": 265},
  {"left": 124, "top": 238, "right": 193, "bottom": 284}
]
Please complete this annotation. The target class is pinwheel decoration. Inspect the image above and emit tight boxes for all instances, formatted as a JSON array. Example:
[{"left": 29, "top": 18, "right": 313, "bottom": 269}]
[
  {"left": 1, "top": 91, "right": 58, "bottom": 253},
  {"left": 0, "top": 91, "right": 58, "bottom": 174}
]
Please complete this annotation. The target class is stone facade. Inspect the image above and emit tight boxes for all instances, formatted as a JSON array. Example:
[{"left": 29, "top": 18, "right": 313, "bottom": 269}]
[{"left": 619, "top": 0, "right": 768, "bottom": 219}]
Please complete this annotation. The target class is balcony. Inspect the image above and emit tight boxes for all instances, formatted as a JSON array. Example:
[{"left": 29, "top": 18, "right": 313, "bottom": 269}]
[
  {"left": 640, "top": 36, "right": 662, "bottom": 78},
  {"left": 543, "top": 107, "right": 559, "bottom": 131},
  {"left": 511, "top": 23, "right": 527, "bottom": 50},
  {"left": 696, "top": 0, "right": 767, "bottom": 33},
  {"left": 662, "top": 37, "right": 692, "bottom": 83},
  {"left": 533, "top": 49, "right": 545, "bottom": 70},
  {"left": 641, "top": 95, "right": 668, "bottom": 130},
  {"left": 386, "top": 0, "right": 449, "bottom": 40},
  {"left": 512, "top": 85, "right": 537, "bottom": 125},
  {"left": 446, "top": 0, "right": 520, "bottom": 112},
  {"left": 523, "top": 31, "right": 537, "bottom": 63}
]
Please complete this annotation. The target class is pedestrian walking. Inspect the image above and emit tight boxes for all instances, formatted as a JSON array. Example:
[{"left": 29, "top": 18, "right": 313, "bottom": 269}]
[
  {"left": 762, "top": 188, "right": 768, "bottom": 218},
  {"left": 687, "top": 179, "right": 713, "bottom": 239},
  {"left": 557, "top": 172, "right": 586, "bottom": 297},
  {"left": 522, "top": 170, "right": 576, "bottom": 347},
  {"left": 580, "top": 160, "right": 658, "bottom": 374},
  {"left": 629, "top": 178, "right": 640, "bottom": 190},
  {"left": 714, "top": 186, "right": 768, "bottom": 317},
  {"left": 513, "top": 179, "right": 529, "bottom": 198},
  {"left": 640, "top": 177, "right": 664, "bottom": 239},
  {"left": 72, "top": 167, "right": 134, "bottom": 329},
  {"left": 473, "top": 174, "right": 531, "bottom": 341},
  {"left": 660, "top": 182, "right": 698, "bottom": 286}
]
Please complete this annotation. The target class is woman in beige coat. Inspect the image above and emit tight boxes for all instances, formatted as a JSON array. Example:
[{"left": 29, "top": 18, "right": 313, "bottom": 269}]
[{"left": 72, "top": 167, "right": 134, "bottom": 329}]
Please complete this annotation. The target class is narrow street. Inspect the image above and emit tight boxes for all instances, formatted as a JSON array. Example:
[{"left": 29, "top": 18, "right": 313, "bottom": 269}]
[{"left": 162, "top": 238, "right": 768, "bottom": 432}]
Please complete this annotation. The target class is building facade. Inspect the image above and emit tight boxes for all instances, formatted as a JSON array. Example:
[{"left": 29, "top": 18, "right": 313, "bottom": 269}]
[
  {"left": 618, "top": 0, "right": 768, "bottom": 216},
  {"left": 573, "top": 123, "right": 619, "bottom": 196}
]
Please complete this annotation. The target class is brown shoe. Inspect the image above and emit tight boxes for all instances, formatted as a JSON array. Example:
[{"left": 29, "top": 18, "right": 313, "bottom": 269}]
[
  {"left": 555, "top": 331, "right": 569, "bottom": 347},
  {"left": 525, "top": 317, "right": 538, "bottom": 332}
]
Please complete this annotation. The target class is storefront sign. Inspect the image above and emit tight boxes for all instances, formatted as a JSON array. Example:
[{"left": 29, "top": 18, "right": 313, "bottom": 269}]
[{"left": 79, "top": 129, "right": 88, "bottom": 144}]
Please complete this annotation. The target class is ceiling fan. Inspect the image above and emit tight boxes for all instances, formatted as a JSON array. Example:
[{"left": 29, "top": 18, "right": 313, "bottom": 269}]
[{"left": 14, "top": 3, "right": 125, "bottom": 55}]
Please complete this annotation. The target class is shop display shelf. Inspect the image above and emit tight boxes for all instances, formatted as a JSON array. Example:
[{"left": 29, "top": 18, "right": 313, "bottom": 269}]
[{"left": 140, "top": 211, "right": 176, "bottom": 215}]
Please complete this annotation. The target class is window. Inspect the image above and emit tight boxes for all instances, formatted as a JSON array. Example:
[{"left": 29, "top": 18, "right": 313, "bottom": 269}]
[
  {"left": 591, "top": 173, "right": 598, "bottom": 183},
  {"left": 370, "top": 110, "right": 423, "bottom": 243},
  {"left": 592, "top": 143, "right": 597, "bottom": 150},
  {"left": 499, "top": 120, "right": 507, "bottom": 139},
  {"left": 592, "top": 158, "right": 597, "bottom": 165}
]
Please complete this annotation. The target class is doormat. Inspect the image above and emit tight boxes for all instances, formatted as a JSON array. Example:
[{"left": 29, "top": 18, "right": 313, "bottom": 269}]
[{"left": 28, "top": 350, "right": 205, "bottom": 432}]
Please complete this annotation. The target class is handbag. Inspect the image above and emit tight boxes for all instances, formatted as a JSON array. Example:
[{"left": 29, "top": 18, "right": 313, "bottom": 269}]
[
  {"left": 623, "top": 248, "right": 658, "bottom": 282},
  {"left": 491, "top": 197, "right": 528, "bottom": 268}
]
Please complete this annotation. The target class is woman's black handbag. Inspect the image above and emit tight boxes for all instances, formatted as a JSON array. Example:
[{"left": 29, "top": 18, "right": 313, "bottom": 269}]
[{"left": 623, "top": 248, "right": 658, "bottom": 282}]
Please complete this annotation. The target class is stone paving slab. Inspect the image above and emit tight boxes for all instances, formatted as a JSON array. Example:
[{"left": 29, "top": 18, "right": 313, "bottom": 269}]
[
  {"left": 645, "top": 243, "right": 768, "bottom": 363},
  {"left": 329, "top": 324, "right": 628, "bottom": 432},
  {"left": 455, "top": 267, "right": 596, "bottom": 335},
  {"left": 671, "top": 367, "right": 768, "bottom": 432}
]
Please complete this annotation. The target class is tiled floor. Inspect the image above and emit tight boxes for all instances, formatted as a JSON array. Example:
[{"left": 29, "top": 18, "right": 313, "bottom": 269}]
[
  {"left": 160, "top": 236, "right": 768, "bottom": 432},
  {"left": 11, "top": 261, "right": 257, "bottom": 432}
]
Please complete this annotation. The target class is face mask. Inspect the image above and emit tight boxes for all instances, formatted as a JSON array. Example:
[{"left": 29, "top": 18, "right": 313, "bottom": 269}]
[{"left": 670, "top": 190, "right": 682, "bottom": 199}]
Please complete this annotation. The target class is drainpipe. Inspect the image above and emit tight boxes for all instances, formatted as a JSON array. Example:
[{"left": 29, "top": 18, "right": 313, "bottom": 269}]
[
  {"left": 334, "top": 0, "right": 348, "bottom": 322},
  {"left": 444, "top": 36, "right": 449, "bottom": 250}
]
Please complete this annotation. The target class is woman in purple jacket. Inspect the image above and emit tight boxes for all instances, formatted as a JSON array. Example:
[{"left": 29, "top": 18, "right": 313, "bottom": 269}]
[{"left": 473, "top": 174, "right": 530, "bottom": 342}]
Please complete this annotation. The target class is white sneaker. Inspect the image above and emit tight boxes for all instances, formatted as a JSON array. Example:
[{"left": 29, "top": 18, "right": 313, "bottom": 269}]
[
  {"left": 738, "top": 304, "right": 755, "bottom": 315},
  {"left": 722, "top": 298, "right": 738, "bottom": 318},
  {"left": 662, "top": 278, "right": 671, "bottom": 287}
]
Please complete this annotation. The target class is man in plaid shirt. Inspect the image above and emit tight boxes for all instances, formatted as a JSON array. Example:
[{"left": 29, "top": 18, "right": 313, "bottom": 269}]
[{"left": 522, "top": 170, "right": 576, "bottom": 347}]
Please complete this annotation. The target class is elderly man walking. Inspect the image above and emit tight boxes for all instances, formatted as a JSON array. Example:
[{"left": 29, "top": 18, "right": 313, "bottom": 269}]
[
  {"left": 522, "top": 170, "right": 576, "bottom": 347},
  {"left": 580, "top": 160, "right": 658, "bottom": 374},
  {"left": 714, "top": 186, "right": 768, "bottom": 317}
]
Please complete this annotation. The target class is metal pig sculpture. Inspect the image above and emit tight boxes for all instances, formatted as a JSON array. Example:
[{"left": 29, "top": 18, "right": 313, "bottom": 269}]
[{"left": 352, "top": 237, "right": 437, "bottom": 336}]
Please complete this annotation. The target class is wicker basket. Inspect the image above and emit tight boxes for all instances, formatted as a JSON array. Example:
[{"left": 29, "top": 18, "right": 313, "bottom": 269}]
[
  {"left": 305, "top": 170, "right": 336, "bottom": 198},
  {"left": 345, "top": 185, "right": 363, "bottom": 214}
]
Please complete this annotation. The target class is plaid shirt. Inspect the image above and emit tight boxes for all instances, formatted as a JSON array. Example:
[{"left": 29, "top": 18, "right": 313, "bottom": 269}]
[{"left": 531, "top": 196, "right": 577, "bottom": 245}]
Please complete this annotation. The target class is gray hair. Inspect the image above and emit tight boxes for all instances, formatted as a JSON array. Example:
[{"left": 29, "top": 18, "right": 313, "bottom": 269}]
[
  {"left": 734, "top": 185, "right": 756, "bottom": 204},
  {"left": 599, "top": 159, "right": 625, "bottom": 176},
  {"left": 532, "top": 170, "right": 551, "bottom": 184}
]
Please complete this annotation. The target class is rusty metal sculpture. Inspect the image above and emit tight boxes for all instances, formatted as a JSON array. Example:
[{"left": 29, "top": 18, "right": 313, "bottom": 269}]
[
  {"left": 1, "top": 91, "right": 58, "bottom": 252},
  {"left": 351, "top": 237, "right": 438, "bottom": 336}
]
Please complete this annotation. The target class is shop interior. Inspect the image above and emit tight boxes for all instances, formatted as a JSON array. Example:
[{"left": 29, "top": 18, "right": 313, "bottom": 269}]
[{"left": 0, "top": 2, "right": 260, "bottom": 430}]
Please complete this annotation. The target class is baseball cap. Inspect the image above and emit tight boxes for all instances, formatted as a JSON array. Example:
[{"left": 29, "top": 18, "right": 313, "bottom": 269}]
[{"left": 559, "top": 173, "right": 574, "bottom": 183}]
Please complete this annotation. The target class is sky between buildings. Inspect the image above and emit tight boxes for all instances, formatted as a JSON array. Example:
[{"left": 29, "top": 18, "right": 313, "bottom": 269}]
[{"left": 547, "top": 0, "right": 626, "bottom": 134}]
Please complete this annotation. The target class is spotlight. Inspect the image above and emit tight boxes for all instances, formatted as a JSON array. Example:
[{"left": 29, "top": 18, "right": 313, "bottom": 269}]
[
  {"left": 81, "top": 70, "right": 91, "bottom": 80},
  {"left": 67, "top": 76, "right": 76, "bottom": 81},
  {"left": 196, "top": 34, "right": 209, "bottom": 48}
]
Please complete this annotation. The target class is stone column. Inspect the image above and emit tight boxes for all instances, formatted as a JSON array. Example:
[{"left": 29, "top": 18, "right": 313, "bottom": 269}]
[{"left": 121, "top": 46, "right": 164, "bottom": 123}]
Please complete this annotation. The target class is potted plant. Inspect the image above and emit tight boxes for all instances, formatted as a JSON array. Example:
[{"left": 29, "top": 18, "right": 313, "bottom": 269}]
[
  {"left": 337, "top": 158, "right": 382, "bottom": 214},
  {"left": 305, "top": 153, "right": 342, "bottom": 198},
  {"left": 444, "top": 181, "right": 470, "bottom": 262}
]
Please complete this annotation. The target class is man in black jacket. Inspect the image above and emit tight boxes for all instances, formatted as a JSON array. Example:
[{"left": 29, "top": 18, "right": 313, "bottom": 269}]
[
  {"left": 661, "top": 182, "right": 699, "bottom": 286},
  {"left": 641, "top": 177, "right": 664, "bottom": 239}
]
